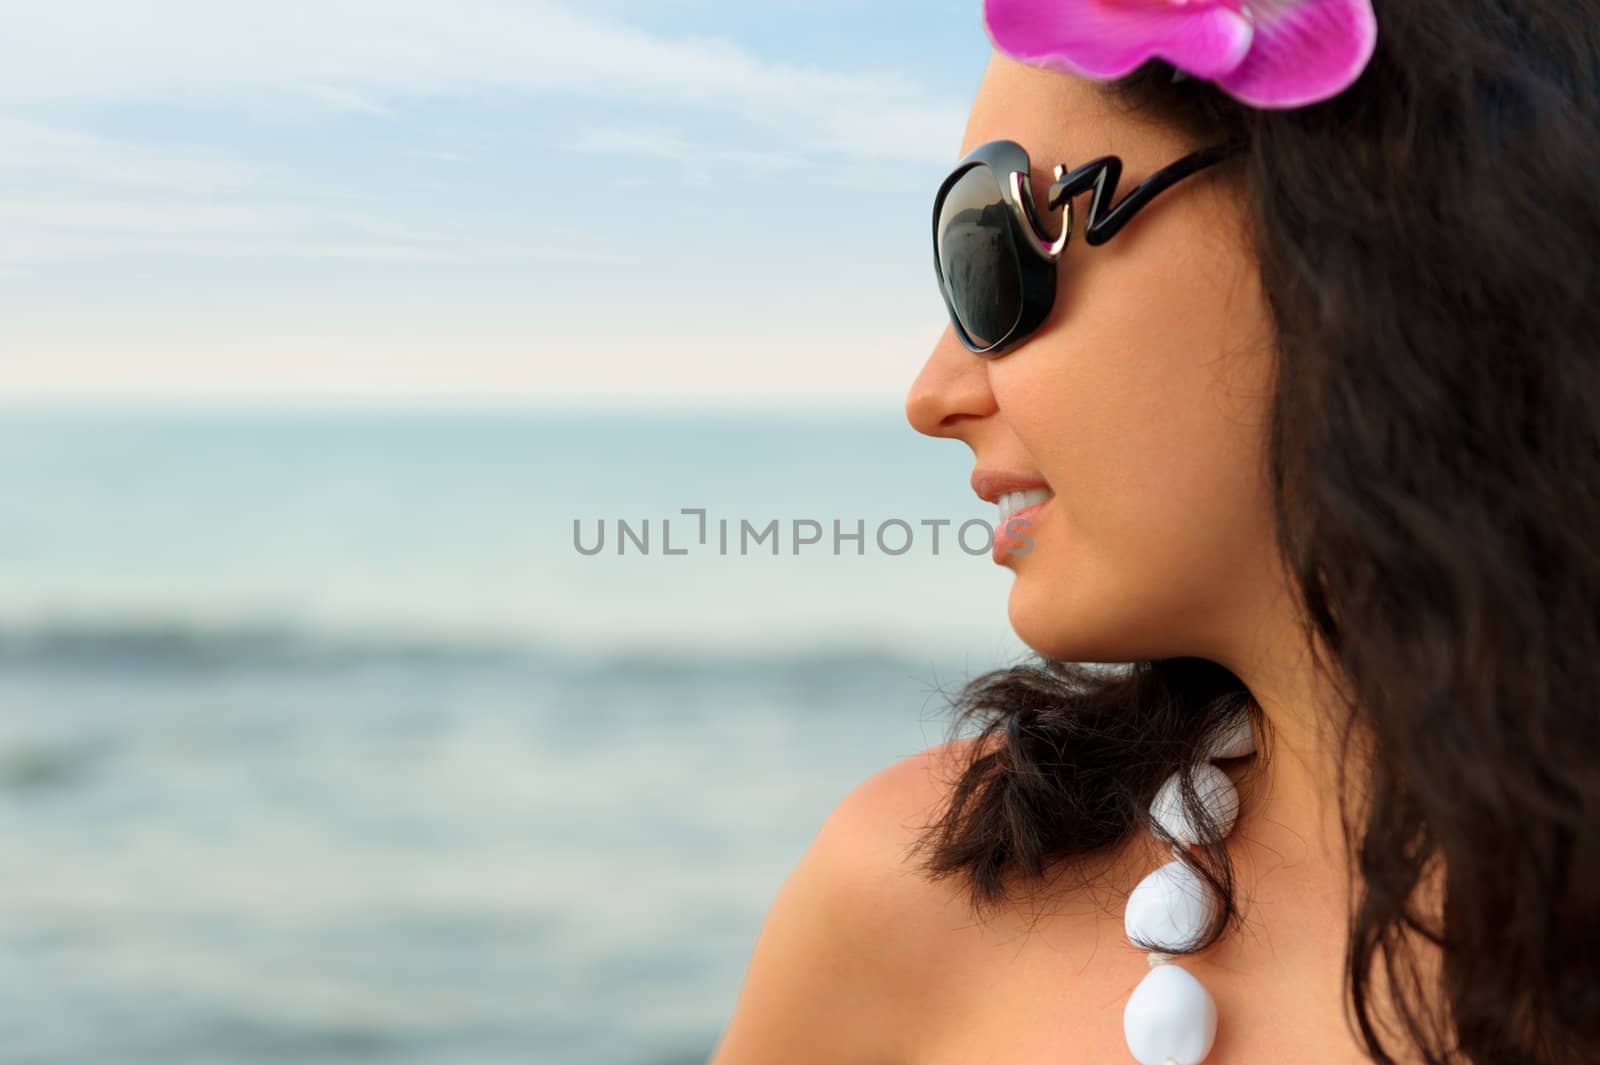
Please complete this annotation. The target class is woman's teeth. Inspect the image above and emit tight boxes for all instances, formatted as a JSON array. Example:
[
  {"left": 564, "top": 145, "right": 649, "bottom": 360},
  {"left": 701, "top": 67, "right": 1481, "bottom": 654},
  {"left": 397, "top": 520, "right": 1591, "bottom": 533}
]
[{"left": 997, "top": 488, "right": 1054, "bottom": 523}]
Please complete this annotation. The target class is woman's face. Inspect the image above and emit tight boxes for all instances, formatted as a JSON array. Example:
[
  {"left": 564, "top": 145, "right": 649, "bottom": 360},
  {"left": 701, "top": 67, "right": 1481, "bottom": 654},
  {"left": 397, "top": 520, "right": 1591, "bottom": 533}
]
[{"left": 907, "top": 53, "right": 1282, "bottom": 665}]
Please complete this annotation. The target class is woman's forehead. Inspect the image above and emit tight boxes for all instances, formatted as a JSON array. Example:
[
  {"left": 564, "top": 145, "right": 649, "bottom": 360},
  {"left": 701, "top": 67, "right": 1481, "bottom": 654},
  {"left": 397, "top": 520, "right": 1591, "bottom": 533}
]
[
  {"left": 958, "top": 52, "right": 1194, "bottom": 170},
  {"left": 958, "top": 53, "right": 1111, "bottom": 161}
]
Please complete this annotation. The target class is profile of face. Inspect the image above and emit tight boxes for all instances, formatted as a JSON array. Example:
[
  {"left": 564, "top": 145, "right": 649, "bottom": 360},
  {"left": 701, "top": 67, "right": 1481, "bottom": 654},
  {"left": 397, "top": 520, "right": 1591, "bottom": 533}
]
[{"left": 907, "top": 53, "right": 1283, "bottom": 667}]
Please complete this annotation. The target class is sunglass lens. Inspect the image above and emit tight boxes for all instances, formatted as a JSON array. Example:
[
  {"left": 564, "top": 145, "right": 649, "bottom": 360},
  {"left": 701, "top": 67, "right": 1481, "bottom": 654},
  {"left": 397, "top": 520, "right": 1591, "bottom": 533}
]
[{"left": 936, "top": 164, "right": 1023, "bottom": 350}]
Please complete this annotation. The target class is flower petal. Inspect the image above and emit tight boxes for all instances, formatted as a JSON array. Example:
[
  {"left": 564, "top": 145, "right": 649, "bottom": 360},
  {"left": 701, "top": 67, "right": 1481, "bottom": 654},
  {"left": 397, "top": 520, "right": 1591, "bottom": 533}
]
[
  {"left": 1213, "top": 0, "right": 1378, "bottom": 107},
  {"left": 985, "top": 0, "right": 1255, "bottom": 82}
]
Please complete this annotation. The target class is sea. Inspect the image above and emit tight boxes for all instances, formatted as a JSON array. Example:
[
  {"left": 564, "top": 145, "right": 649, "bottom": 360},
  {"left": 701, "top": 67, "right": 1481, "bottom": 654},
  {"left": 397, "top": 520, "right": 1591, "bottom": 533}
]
[{"left": 0, "top": 407, "right": 1033, "bottom": 1065}]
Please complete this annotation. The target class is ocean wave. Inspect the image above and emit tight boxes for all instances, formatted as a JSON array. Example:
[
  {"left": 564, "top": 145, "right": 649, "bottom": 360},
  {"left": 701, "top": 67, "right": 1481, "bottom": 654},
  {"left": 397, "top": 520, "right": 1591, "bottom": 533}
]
[
  {"left": 0, "top": 615, "right": 963, "bottom": 677},
  {"left": 0, "top": 737, "right": 106, "bottom": 794},
  {"left": 0, "top": 617, "right": 509, "bottom": 668}
]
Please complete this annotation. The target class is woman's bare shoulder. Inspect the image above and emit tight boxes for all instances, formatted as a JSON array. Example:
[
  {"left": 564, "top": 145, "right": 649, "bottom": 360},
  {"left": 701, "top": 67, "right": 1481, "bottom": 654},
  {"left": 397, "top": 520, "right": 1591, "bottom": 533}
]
[
  {"left": 828, "top": 737, "right": 985, "bottom": 871},
  {"left": 770, "top": 735, "right": 995, "bottom": 968},
  {"left": 837, "top": 741, "right": 1149, "bottom": 1059},
  {"left": 832, "top": 736, "right": 1101, "bottom": 952},
  {"left": 710, "top": 738, "right": 1131, "bottom": 1064},
  {"left": 707, "top": 739, "right": 987, "bottom": 1065}
]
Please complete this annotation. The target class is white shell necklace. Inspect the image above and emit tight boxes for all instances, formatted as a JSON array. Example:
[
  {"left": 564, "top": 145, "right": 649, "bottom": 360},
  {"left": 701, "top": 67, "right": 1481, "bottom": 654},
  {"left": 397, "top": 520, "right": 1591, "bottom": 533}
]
[{"left": 1121, "top": 712, "right": 1256, "bottom": 1065}]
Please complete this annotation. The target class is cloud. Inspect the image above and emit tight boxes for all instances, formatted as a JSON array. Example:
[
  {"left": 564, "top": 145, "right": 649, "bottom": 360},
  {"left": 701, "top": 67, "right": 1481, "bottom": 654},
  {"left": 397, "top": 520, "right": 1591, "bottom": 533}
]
[
  {"left": 0, "top": 118, "right": 258, "bottom": 194},
  {"left": 2, "top": 0, "right": 964, "bottom": 164},
  {"left": 0, "top": 195, "right": 641, "bottom": 270},
  {"left": 572, "top": 126, "right": 800, "bottom": 173},
  {"left": 294, "top": 84, "right": 397, "bottom": 119},
  {"left": 0, "top": 1, "right": 961, "bottom": 400}
]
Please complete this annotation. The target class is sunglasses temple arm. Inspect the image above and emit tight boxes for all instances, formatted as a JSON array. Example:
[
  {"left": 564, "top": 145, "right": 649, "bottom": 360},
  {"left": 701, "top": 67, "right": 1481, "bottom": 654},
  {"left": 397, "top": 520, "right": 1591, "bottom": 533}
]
[
  {"left": 1008, "top": 171, "right": 1074, "bottom": 261},
  {"left": 1048, "top": 143, "right": 1235, "bottom": 247}
]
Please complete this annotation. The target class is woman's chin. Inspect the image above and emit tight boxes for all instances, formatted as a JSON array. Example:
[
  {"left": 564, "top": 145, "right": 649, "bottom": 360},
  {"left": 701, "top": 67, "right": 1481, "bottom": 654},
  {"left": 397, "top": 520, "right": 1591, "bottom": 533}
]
[
  {"left": 1005, "top": 573, "right": 1153, "bottom": 664},
  {"left": 1007, "top": 585, "right": 1094, "bottom": 662}
]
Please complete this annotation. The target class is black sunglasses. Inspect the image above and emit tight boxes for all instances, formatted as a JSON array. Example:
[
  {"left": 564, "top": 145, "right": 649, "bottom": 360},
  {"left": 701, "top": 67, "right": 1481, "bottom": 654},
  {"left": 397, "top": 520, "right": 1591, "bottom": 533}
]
[{"left": 932, "top": 138, "right": 1241, "bottom": 357}]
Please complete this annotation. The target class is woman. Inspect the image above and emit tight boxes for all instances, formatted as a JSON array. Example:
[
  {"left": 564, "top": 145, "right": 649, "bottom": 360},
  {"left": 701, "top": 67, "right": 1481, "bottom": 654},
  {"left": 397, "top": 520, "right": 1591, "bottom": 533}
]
[{"left": 711, "top": 0, "right": 1599, "bottom": 1061}]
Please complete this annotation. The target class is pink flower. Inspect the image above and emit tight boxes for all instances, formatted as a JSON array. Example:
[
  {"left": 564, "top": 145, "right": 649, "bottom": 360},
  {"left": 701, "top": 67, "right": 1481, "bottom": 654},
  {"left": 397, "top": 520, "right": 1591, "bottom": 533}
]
[{"left": 984, "top": 0, "right": 1379, "bottom": 109}]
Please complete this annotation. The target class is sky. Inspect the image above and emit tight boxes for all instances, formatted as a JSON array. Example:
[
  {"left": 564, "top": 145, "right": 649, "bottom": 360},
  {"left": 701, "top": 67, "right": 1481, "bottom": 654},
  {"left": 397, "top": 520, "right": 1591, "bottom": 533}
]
[{"left": 0, "top": 1, "right": 993, "bottom": 409}]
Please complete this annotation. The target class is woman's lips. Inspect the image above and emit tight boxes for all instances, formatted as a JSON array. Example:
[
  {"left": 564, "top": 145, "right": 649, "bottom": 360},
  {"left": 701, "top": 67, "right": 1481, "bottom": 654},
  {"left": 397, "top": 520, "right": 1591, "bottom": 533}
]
[
  {"left": 970, "top": 469, "right": 1055, "bottom": 564},
  {"left": 994, "top": 498, "right": 1049, "bottom": 562}
]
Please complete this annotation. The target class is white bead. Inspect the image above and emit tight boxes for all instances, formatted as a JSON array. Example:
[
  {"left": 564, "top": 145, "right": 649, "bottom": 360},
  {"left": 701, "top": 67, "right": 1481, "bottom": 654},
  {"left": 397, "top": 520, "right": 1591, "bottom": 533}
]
[
  {"left": 1150, "top": 765, "right": 1239, "bottom": 846},
  {"left": 1125, "top": 861, "right": 1219, "bottom": 953},
  {"left": 1205, "top": 713, "right": 1256, "bottom": 760},
  {"left": 1123, "top": 962, "right": 1218, "bottom": 1065}
]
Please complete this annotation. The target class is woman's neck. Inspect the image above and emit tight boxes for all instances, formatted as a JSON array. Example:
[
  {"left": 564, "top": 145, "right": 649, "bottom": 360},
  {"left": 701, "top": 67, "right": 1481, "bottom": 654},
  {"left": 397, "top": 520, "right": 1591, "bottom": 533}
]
[{"left": 1217, "top": 602, "right": 1358, "bottom": 871}]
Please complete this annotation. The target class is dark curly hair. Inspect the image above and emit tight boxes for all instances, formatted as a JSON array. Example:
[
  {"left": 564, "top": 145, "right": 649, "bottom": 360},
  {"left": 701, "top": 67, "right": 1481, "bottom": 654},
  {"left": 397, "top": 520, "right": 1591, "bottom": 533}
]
[{"left": 909, "top": 1, "right": 1600, "bottom": 1062}]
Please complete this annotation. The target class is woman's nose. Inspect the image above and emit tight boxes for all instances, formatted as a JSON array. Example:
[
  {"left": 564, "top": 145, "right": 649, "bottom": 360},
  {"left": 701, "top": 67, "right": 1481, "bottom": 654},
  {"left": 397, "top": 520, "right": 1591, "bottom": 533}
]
[{"left": 905, "top": 323, "right": 998, "bottom": 440}]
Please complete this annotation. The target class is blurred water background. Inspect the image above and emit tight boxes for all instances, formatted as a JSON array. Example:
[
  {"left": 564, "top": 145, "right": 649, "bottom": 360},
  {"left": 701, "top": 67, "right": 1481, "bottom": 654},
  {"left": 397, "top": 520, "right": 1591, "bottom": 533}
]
[{"left": 0, "top": 407, "right": 1028, "bottom": 1065}]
